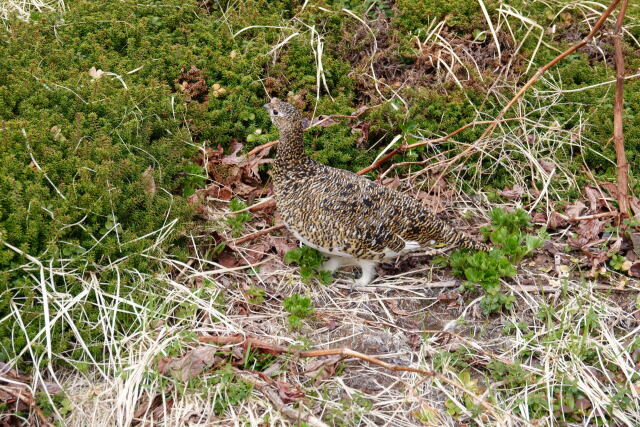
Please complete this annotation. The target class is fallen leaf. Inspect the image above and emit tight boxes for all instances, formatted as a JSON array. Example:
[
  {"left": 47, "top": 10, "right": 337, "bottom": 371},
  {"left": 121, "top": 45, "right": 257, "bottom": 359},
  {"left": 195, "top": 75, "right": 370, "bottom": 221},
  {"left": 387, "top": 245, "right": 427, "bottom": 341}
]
[
  {"left": 157, "top": 346, "right": 222, "bottom": 381},
  {"left": 268, "top": 235, "right": 298, "bottom": 257},
  {"left": 548, "top": 211, "right": 568, "bottom": 229},
  {"left": 352, "top": 122, "right": 370, "bottom": 148},
  {"left": 386, "top": 299, "right": 412, "bottom": 316},
  {"left": 217, "top": 250, "right": 240, "bottom": 268},
  {"left": 437, "top": 292, "right": 460, "bottom": 305},
  {"left": 304, "top": 356, "right": 341, "bottom": 384},
  {"left": 381, "top": 176, "right": 401, "bottom": 190},
  {"left": 565, "top": 201, "right": 586, "bottom": 219},
  {"left": 629, "top": 261, "right": 640, "bottom": 278},
  {"left": 600, "top": 182, "right": 618, "bottom": 199},
  {"left": 275, "top": 380, "right": 305, "bottom": 403},
  {"left": 629, "top": 232, "right": 640, "bottom": 256},
  {"left": 576, "top": 219, "right": 603, "bottom": 241},
  {"left": 532, "top": 212, "right": 547, "bottom": 224},
  {"left": 538, "top": 158, "right": 555, "bottom": 174},
  {"left": 608, "top": 237, "right": 623, "bottom": 255},
  {"left": 222, "top": 140, "right": 244, "bottom": 165},
  {"left": 237, "top": 241, "right": 270, "bottom": 265},
  {"left": 584, "top": 186, "right": 600, "bottom": 212},
  {"left": 500, "top": 185, "right": 525, "bottom": 200}
]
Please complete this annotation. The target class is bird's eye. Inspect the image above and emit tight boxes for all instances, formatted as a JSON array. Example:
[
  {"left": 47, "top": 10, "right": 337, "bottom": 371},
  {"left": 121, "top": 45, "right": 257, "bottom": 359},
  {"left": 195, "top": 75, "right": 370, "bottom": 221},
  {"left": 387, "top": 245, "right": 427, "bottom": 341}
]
[{"left": 273, "top": 110, "right": 279, "bottom": 116}]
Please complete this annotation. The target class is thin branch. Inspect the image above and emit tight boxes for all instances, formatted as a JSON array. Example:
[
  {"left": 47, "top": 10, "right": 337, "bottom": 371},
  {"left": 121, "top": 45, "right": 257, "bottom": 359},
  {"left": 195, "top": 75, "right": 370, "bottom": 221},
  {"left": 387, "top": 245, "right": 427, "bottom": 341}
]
[
  {"left": 357, "top": 118, "right": 523, "bottom": 175},
  {"left": 231, "top": 197, "right": 276, "bottom": 214},
  {"left": 247, "top": 140, "right": 278, "bottom": 157},
  {"left": 612, "top": 0, "right": 630, "bottom": 217},
  {"left": 231, "top": 224, "right": 285, "bottom": 246}
]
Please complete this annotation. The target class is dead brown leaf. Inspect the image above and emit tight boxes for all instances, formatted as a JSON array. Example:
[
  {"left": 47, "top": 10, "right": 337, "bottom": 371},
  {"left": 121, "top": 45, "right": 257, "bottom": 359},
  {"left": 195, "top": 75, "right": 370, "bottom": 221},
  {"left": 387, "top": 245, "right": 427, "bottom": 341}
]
[
  {"left": 267, "top": 235, "right": 298, "bottom": 258},
  {"left": 275, "top": 381, "right": 304, "bottom": 403},
  {"left": 380, "top": 176, "right": 401, "bottom": 190},
  {"left": 238, "top": 241, "right": 270, "bottom": 265},
  {"left": 628, "top": 261, "right": 640, "bottom": 278},
  {"left": 157, "top": 346, "right": 223, "bottom": 382},
  {"left": 538, "top": 158, "right": 556, "bottom": 174},
  {"left": 353, "top": 122, "right": 370, "bottom": 148},
  {"left": 584, "top": 186, "right": 600, "bottom": 212},
  {"left": 386, "top": 299, "right": 412, "bottom": 316},
  {"left": 222, "top": 140, "right": 244, "bottom": 165},
  {"left": 629, "top": 232, "right": 640, "bottom": 256},
  {"left": 565, "top": 201, "right": 586, "bottom": 219},
  {"left": 304, "top": 356, "right": 342, "bottom": 384},
  {"left": 532, "top": 212, "right": 547, "bottom": 224},
  {"left": 600, "top": 182, "right": 618, "bottom": 199},
  {"left": 500, "top": 184, "right": 525, "bottom": 200},
  {"left": 576, "top": 219, "right": 604, "bottom": 241},
  {"left": 548, "top": 211, "right": 568, "bottom": 229},
  {"left": 217, "top": 249, "right": 240, "bottom": 268}
]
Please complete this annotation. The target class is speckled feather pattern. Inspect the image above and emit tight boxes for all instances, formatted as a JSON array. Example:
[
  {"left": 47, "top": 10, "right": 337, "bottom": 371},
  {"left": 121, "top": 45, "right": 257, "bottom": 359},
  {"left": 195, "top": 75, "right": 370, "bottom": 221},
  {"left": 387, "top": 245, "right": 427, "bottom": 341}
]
[{"left": 266, "top": 101, "right": 489, "bottom": 263}]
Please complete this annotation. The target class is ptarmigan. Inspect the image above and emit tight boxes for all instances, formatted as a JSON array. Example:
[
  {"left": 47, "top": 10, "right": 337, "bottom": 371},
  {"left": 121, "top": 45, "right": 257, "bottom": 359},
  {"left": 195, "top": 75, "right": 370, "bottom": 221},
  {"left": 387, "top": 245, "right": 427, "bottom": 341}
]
[{"left": 264, "top": 100, "right": 489, "bottom": 286}]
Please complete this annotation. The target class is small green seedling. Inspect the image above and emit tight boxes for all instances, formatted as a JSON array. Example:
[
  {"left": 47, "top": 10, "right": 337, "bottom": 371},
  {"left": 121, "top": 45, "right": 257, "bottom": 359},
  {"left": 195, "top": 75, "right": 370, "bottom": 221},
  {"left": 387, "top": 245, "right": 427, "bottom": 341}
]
[
  {"left": 284, "top": 246, "right": 333, "bottom": 284},
  {"left": 245, "top": 286, "right": 265, "bottom": 305},
  {"left": 226, "top": 198, "right": 253, "bottom": 237},
  {"left": 283, "top": 294, "right": 314, "bottom": 329},
  {"left": 609, "top": 254, "right": 626, "bottom": 271}
]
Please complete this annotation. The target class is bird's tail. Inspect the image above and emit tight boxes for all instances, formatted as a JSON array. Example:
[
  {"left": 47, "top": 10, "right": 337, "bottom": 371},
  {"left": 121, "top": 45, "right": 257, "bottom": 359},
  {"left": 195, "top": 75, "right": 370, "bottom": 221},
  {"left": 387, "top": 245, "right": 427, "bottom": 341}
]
[{"left": 420, "top": 215, "right": 491, "bottom": 252}]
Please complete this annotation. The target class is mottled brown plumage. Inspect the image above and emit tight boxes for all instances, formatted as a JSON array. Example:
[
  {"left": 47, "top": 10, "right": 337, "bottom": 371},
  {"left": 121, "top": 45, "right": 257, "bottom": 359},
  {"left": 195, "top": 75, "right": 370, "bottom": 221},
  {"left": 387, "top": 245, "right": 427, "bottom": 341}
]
[{"left": 264, "top": 100, "right": 489, "bottom": 285}]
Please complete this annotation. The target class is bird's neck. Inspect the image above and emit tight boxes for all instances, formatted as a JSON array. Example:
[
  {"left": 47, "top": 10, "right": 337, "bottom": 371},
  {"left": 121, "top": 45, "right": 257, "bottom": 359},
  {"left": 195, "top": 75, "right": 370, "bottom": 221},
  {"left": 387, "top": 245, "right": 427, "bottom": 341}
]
[{"left": 276, "top": 123, "right": 306, "bottom": 163}]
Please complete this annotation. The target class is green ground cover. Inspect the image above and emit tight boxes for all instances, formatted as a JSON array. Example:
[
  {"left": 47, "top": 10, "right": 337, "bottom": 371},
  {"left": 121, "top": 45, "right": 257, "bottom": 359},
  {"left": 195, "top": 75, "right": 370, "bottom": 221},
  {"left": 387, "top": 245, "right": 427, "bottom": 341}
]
[{"left": 1, "top": 0, "right": 639, "bottom": 424}]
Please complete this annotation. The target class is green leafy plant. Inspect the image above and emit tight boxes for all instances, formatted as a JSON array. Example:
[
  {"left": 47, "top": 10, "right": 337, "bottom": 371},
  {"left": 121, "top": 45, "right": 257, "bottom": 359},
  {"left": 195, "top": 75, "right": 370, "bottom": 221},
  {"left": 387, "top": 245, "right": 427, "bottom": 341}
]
[
  {"left": 450, "top": 208, "right": 545, "bottom": 314},
  {"left": 481, "top": 208, "right": 546, "bottom": 263},
  {"left": 226, "top": 198, "right": 253, "bottom": 237},
  {"left": 284, "top": 246, "right": 333, "bottom": 284},
  {"left": 283, "top": 294, "right": 314, "bottom": 329},
  {"left": 444, "top": 370, "right": 483, "bottom": 418},
  {"left": 609, "top": 254, "right": 626, "bottom": 271},
  {"left": 450, "top": 249, "right": 516, "bottom": 314}
]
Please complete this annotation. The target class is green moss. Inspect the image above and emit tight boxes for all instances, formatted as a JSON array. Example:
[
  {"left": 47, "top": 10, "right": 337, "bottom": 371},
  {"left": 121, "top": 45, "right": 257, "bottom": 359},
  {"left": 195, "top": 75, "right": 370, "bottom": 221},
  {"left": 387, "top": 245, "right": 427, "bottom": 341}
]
[{"left": 395, "top": 0, "right": 496, "bottom": 34}]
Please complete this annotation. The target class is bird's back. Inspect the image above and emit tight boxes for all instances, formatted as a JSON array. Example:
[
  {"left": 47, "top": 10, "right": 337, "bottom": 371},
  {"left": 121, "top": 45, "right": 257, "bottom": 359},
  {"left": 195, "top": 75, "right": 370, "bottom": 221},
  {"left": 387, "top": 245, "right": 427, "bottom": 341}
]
[{"left": 273, "top": 157, "right": 488, "bottom": 261}]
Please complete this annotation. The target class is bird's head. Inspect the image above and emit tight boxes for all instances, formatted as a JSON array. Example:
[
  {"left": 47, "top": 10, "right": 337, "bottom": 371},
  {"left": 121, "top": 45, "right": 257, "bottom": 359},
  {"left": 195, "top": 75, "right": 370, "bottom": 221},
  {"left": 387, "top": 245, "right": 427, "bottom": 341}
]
[{"left": 263, "top": 99, "right": 302, "bottom": 132}]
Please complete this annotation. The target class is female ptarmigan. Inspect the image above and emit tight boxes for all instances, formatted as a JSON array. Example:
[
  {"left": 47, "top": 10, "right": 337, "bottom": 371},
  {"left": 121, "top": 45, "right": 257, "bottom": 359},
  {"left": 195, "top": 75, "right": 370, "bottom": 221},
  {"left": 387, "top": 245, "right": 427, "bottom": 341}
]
[{"left": 264, "top": 100, "right": 489, "bottom": 286}]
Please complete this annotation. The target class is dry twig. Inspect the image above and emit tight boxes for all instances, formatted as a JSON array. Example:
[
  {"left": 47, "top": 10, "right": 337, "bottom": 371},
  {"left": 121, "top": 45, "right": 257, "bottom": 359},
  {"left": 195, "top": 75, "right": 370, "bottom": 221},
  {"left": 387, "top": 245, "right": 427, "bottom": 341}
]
[
  {"left": 357, "top": 118, "right": 522, "bottom": 175},
  {"left": 612, "top": 0, "right": 630, "bottom": 217},
  {"left": 231, "top": 224, "right": 286, "bottom": 246},
  {"left": 0, "top": 385, "right": 55, "bottom": 427}
]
